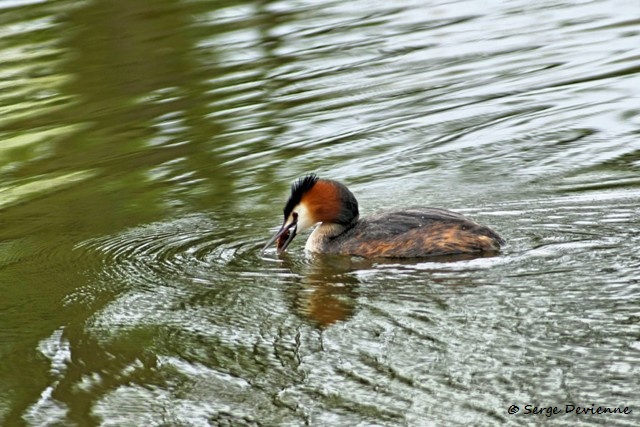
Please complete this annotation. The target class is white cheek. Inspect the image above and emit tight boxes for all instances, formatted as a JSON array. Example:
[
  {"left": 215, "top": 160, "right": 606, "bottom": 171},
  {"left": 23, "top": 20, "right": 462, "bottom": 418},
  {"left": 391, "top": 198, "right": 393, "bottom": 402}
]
[{"left": 294, "top": 203, "right": 316, "bottom": 231}]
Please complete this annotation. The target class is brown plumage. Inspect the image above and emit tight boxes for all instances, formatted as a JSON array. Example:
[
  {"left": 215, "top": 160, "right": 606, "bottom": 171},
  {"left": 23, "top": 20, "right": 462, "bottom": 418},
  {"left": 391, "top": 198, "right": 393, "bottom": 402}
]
[{"left": 263, "top": 174, "right": 505, "bottom": 258}]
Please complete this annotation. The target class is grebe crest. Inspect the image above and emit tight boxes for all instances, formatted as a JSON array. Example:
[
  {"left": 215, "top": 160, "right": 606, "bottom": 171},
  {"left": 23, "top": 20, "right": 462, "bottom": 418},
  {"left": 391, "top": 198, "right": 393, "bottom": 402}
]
[{"left": 262, "top": 174, "right": 505, "bottom": 258}]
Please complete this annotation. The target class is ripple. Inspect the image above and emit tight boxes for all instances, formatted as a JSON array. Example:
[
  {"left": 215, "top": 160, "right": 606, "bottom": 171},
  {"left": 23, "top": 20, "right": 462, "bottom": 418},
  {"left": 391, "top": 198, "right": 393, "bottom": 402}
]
[
  {"left": 68, "top": 214, "right": 262, "bottom": 317},
  {"left": 76, "top": 214, "right": 246, "bottom": 282}
]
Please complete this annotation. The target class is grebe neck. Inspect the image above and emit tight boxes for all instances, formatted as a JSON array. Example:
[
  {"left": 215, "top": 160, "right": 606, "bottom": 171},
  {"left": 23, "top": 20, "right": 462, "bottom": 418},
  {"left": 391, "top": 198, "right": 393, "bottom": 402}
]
[{"left": 304, "top": 218, "right": 358, "bottom": 252}]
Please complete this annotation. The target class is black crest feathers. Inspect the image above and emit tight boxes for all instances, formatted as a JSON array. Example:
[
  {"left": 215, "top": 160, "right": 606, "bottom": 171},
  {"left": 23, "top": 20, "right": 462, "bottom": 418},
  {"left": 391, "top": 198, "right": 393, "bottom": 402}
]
[{"left": 284, "top": 174, "right": 319, "bottom": 218}]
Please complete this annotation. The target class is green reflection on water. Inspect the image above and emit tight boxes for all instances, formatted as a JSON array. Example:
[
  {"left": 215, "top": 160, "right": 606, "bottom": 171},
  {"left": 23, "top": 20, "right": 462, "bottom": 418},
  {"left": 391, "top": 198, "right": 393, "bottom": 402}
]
[{"left": 0, "top": 0, "right": 271, "bottom": 424}]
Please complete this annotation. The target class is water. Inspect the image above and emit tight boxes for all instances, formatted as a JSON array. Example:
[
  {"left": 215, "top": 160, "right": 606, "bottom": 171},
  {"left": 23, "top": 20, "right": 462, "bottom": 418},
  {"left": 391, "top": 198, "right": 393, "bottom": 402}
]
[{"left": 1, "top": 0, "right": 639, "bottom": 425}]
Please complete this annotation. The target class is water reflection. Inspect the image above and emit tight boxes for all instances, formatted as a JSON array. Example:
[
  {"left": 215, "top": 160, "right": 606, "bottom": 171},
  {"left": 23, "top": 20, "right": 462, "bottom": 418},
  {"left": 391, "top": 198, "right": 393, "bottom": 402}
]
[{"left": 284, "top": 254, "right": 363, "bottom": 327}]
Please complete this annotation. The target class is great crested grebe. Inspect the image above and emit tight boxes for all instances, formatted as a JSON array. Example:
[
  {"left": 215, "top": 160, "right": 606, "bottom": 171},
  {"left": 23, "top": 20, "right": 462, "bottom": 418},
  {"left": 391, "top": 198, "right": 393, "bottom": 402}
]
[{"left": 262, "top": 174, "right": 505, "bottom": 258}]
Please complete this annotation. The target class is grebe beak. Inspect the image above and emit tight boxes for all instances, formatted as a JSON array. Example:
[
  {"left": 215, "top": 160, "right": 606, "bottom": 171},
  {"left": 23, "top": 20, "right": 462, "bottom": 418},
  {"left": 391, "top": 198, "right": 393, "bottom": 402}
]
[{"left": 262, "top": 215, "right": 298, "bottom": 254}]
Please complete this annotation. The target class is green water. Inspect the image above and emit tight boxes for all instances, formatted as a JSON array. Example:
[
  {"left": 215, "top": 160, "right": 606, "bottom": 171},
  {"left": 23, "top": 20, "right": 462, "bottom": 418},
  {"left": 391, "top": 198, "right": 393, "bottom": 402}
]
[{"left": 1, "top": 0, "right": 639, "bottom": 425}]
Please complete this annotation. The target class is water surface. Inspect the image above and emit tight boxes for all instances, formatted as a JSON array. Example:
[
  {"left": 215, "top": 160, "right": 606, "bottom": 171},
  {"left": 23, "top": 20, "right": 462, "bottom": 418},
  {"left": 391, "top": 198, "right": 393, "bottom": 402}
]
[{"left": 1, "top": 0, "right": 639, "bottom": 425}]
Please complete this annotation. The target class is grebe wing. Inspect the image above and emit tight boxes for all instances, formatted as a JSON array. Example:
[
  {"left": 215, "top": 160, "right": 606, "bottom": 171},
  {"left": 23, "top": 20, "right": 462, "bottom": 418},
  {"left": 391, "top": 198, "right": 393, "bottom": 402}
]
[
  {"left": 359, "top": 208, "right": 470, "bottom": 236},
  {"left": 333, "top": 207, "right": 504, "bottom": 257}
]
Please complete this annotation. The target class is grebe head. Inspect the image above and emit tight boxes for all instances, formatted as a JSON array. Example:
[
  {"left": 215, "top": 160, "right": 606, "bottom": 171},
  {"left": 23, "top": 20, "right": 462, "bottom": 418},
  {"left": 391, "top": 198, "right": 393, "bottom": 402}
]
[{"left": 262, "top": 174, "right": 359, "bottom": 254}]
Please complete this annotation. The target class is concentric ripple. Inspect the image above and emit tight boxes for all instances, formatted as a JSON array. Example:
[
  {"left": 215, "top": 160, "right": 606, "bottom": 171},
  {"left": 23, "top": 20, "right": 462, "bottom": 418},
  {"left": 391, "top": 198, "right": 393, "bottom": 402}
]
[{"left": 76, "top": 214, "right": 251, "bottom": 283}]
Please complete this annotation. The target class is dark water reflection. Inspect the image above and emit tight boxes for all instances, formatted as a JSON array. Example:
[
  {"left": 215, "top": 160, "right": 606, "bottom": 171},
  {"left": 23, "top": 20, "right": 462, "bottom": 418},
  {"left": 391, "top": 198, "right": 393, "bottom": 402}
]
[{"left": 1, "top": 0, "right": 640, "bottom": 425}]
